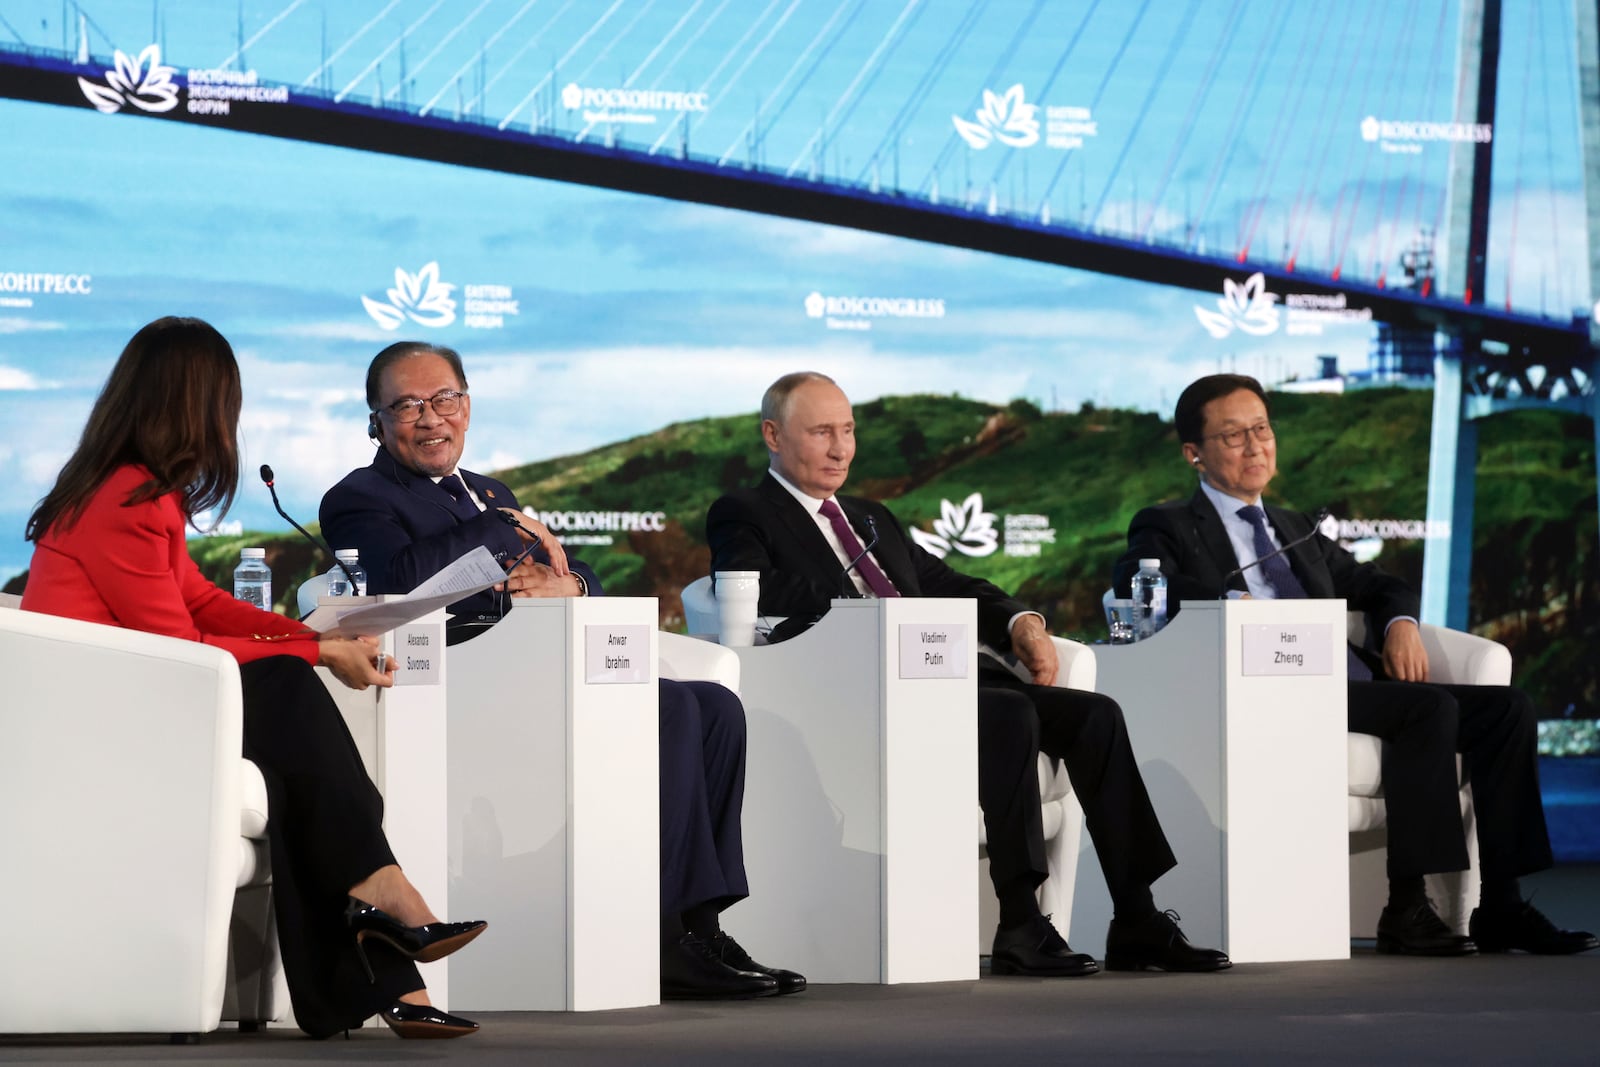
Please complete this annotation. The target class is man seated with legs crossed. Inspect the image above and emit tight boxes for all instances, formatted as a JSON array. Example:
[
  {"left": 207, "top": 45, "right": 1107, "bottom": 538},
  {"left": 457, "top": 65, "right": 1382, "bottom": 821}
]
[
  {"left": 322, "top": 341, "right": 804, "bottom": 998},
  {"left": 707, "top": 371, "right": 1230, "bottom": 975},
  {"left": 1114, "top": 373, "right": 1595, "bottom": 957}
]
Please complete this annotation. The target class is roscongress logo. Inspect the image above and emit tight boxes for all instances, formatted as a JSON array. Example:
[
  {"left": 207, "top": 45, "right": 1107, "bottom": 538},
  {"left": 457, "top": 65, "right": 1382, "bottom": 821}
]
[
  {"left": 362, "top": 263, "right": 457, "bottom": 330},
  {"left": 1194, "top": 273, "right": 1281, "bottom": 339},
  {"left": 953, "top": 84, "right": 1040, "bottom": 149},
  {"left": 803, "top": 291, "right": 946, "bottom": 332},
  {"left": 78, "top": 45, "right": 179, "bottom": 114},
  {"left": 1361, "top": 116, "right": 1492, "bottom": 155},
  {"left": 953, "top": 84, "right": 1098, "bottom": 151},
  {"left": 911, "top": 494, "right": 999, "bottom": 559},
  {"left": 561, "top": 82, "right": 708, "bottom": 125}
]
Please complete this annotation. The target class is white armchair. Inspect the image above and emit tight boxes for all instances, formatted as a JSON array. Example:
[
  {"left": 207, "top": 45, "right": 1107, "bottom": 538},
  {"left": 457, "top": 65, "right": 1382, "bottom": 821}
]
[
  {"left": 1346, "top": 612, "right": 1510, "bottom": 936},
  {"left": 0, "top": 599, "right": 282, "bottom": 1038},
  {"left": 678, "top": 577, "right": 1086, "bottom": 946}
]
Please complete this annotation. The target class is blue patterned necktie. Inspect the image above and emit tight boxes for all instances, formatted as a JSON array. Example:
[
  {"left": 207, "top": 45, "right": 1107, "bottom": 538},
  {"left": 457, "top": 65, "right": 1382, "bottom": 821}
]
[
  {"left": 439, "top": 473, "right": 481, "bottom": 522},
  {"left": 1236, "top": 504, "right": 1370, "bottom": 681}
]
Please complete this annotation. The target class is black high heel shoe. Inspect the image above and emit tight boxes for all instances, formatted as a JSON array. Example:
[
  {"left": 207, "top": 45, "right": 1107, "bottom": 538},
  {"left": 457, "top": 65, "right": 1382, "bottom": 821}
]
[
  {"left": 380, "top": 1001, "right": 479, "bottom": 1039},
  {"left": 345, "top": 897, "right": 488, "bottom": 982}
]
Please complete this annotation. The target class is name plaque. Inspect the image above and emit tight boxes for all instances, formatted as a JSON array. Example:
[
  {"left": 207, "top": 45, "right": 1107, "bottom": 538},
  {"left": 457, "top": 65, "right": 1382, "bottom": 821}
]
[
  {"left": 585, "top": 624, "right": 650, "bottom": 685},
  {"left": 898, "top": 623, "right": 970, "bottom": 680},
  {"left": 391, "top": 623, "right": 442, "bottom": 686},
  {"left": 1240, "top": 623, "right": 1334, "bottom": 676}
]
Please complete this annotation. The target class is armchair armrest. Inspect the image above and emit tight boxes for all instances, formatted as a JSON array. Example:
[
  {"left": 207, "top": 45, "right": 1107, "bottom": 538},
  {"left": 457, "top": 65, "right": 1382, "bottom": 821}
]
[{"left": 659, "top": 630, "right": 740, "bottom": 692}]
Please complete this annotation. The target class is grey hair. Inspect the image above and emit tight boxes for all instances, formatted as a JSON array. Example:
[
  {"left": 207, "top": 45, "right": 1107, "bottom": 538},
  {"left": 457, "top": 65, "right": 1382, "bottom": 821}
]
[{"left": 760, "top": 371, "right": 838, "bottom": 425}]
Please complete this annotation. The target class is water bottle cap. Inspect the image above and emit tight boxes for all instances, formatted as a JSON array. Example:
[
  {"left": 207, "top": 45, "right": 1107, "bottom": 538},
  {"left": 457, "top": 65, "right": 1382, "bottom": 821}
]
[
  {"left": 335, "top": 549, "right": 361, "bottom": 561},
  {"left": 241, "top": 547, "right": 266, "bottom": 558},
  {"left": 1139, "top": 558, "right": 1161, "bottom": 570}
]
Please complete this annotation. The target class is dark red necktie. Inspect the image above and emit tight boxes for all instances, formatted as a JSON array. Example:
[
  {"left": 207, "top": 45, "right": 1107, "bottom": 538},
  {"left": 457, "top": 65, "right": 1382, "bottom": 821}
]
[{"left": 818, "top": 498, "right": 899, "bottom": 598}]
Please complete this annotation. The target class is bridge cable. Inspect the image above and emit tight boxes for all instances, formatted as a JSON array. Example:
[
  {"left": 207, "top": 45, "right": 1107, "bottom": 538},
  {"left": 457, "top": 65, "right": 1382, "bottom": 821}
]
[
  {"left": 300, "top": 0, "right": 402, "bottom": 88},
  {"left": 784, "top": 0, "right": 925, "bottom": 178},
  {"left": 646, "top": 0, "right": 782, "bottom": 155},
  {"left": 1134, "top": 0, "right": 1246, "bottom": 241},
  {"left": 985, "top": 0, "right": 1102, "bottom": 196},
  {"left": 1370, "top": 0, "right": 1450, "bottom": 287},
  {"left": 420, "top": 0, "right": 542, "bottom": 116},
  {"left": 1284, "top": 0, "right": 1363, "bottom": 270},
  {"left": 1235, "top": 3, "right": 1326, "bottom": 260},
  {"left": 497, "top": 0, "right": 628, "bottom": 131},
  {"left": 384, "top": 0, "right": 496, "bottom": 101},
  {"left": 1324, "top": 0, "right": 1406, "bottom": 277}
]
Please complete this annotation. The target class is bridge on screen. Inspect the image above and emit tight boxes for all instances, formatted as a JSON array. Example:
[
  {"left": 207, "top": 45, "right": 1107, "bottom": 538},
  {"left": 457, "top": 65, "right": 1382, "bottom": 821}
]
[{"left": 1, "top": 0, "right": 1596, "bottom": 627}]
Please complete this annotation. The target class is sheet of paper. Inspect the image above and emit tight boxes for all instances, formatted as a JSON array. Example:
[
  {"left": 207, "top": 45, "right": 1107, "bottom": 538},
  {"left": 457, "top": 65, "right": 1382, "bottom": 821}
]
[{"left": 307, "top": 546, "right": 505, "bottom": 636}]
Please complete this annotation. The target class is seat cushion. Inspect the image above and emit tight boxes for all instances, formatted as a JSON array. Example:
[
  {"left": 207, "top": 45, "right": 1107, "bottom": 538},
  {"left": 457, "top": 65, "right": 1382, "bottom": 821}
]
[
  {"left": 241, "top": 758, "right": 269, "bottom": 839},
  {"left": 1347, "top": 733, "right": 1385, "bottom": 797}
]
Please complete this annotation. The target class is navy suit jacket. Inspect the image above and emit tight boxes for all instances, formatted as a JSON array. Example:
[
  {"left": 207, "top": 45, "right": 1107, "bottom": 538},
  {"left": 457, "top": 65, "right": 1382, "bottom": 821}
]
[
  {"left": 1113, "top": 488, "right": 1418, "bottom": 639},
  {"left": 320, "top": 450, "right": 601, "bottom": 622},
  {"left": 705, "top": 473, "right": 1032, "bottom": 652}
]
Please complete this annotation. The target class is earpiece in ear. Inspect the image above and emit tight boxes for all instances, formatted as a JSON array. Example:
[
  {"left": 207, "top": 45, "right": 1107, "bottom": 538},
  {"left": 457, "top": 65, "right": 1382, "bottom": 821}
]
[
  {"left": 368, "top": 412, "right": 382, "bottom": 441},
  {"left": 1190, "top": 456, "right": 1201, "bottom": 466}
]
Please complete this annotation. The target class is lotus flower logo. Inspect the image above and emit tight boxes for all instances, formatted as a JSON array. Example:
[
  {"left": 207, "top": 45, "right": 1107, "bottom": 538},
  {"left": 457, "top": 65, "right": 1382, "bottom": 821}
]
[
  {"left": 804, "top": 291, "right": 826, "bottom": 318},
  {"left": 1194, "top": 273, "right": 1281, "bottom": 339},
  {"left": 78, "top": 45, "right": 180, "bottom": 114},
  {"left": 910, "top": 493, "right": 1000, "bottom": 559},
  {"left": 952, "top": 84, "right": 1040, "bottom": 150},
  {"left": 361, "top": 262, "right": 458, "bottom": 330}
]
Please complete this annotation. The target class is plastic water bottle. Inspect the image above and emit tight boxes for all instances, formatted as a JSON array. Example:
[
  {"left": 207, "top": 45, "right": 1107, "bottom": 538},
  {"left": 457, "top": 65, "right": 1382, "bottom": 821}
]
[
  {"left": 326, "top": 549, "right": 368, "bottom": 597},
  {"left": 233, "top": 547, "right": 272, "bottom": 610},
  {"left": 1131, "top": 558, "right": 1168, "bottom": 641}
]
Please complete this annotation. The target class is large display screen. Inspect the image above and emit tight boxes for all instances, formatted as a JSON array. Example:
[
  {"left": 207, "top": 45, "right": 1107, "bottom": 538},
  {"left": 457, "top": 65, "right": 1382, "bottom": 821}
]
[{"left": 1, "top": 0, "right": 1594, "bottom": 859}]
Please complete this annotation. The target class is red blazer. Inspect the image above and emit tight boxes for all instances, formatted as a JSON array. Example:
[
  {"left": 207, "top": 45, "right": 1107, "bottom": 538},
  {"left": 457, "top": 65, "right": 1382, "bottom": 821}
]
[{"left": 21, "top": 464, "right": 318, "bottom": 667}]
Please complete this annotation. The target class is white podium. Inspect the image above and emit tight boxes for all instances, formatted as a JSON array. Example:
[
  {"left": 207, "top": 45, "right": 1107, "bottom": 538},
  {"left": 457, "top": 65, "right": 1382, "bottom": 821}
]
[
  {"left": 730, "top": 597, "right": 978, "bottom": 984},
  {"left": 1079, "top": 599, "right": 1350, "bottom": 963},
  {"left": 444, "top": 597, "right": 660, "bottom": 1011}
]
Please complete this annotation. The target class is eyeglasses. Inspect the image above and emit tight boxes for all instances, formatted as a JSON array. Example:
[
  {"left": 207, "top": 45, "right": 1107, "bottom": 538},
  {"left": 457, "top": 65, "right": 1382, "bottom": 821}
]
[
  {"left": 379, "top": 389, "right": 467, "bottom": 424},
  {"left": 1204, "top": 421, "right": 1274, "bottom": 449}
]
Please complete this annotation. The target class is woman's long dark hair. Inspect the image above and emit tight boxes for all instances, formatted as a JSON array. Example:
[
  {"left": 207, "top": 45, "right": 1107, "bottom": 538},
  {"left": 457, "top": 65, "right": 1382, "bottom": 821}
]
[{"left": 26, "top": 316, "right": 243, "bottom": 541}]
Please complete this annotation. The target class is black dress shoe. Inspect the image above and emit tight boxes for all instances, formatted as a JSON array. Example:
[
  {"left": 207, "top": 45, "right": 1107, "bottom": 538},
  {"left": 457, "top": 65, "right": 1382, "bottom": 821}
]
[
  {"left": 662, "top": 933, "right": 781, "bottom": 1000},
  {"left": 707, "top": 932, "right": 807, "bottom": 994},
  {"left": 1376, "top": 901, "right": 1477, "bottom": 957},
  {"left": 380, "top": 1001, "right": 479, "bottom": 1039},
  {"left": 990, "top": 913, "right": 1099, "bottom": 977},
  {"left": 1104, "top": 910, "right": 1231, "bottom": 972},
  {"left": 1469, "top": 901, "right": 1599, "bottom": 955},
  {"left": 344, "top": 897, "right": 488, "bottom": 982}
]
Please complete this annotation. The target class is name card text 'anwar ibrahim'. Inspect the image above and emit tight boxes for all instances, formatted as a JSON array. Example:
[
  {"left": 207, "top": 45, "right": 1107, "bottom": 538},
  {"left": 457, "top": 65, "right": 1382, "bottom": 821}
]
[
  {"left": 1240, "top": 623, "right": 1334, "bottom": 676},
  {"left": 585, "top": 624, "right": 651, "bottom": 684},
  {"left": 898, "top": 623, "right": 970, "bottom": 680}
]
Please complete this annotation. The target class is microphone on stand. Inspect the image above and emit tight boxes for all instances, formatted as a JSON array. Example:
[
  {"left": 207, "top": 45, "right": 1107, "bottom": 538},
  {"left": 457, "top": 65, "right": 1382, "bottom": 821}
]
[
  {"left": 496, "top": 509, "right": 545, "bottom": 572},
  {"left": 258, "top": 465, "right": 359, "bottom": 590},
  {"left": 1220, "top": 507, "right": 1331, "bottom": 595},
  {"left": 839, "top": 514, "right": 881, "bottom": 598}
]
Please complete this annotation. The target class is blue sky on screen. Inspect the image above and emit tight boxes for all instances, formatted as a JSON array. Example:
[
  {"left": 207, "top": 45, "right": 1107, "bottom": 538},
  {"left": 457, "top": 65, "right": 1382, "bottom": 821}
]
[{"left": 0, "top": 0, "right": 1589, "bottom": 581}]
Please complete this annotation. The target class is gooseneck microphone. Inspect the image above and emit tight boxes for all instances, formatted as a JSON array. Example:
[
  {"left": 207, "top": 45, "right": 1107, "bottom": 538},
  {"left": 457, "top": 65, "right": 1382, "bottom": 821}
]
[
  {"left": 259, "top": 464, "right": 359, "bottom": 591},
  {"left": 839, "top": 514, "right": 881, "bottom": 597},
  {"left": 1220, "top": 507, "right": 1331, "bottom": 595},
  {"left": 496, "top": 509, "right": 545, "bottom": 572}
]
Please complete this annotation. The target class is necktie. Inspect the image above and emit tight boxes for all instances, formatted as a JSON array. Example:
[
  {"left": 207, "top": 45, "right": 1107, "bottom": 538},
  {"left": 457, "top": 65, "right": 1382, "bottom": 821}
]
[
  {"left": 1236, "top": 504, "right": 1370, "bottom": 680},
  {"left": 818, "top": 498, "right": 899, "bottom": 598},
  {"left": 439, "top": 473, "right": 482, "bottom": 522}
]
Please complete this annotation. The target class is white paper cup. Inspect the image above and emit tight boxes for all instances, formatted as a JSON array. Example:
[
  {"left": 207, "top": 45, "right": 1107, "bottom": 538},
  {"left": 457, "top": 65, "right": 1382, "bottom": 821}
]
[{"left": 714, "top": 570, "right": 761, "bottom": 647}]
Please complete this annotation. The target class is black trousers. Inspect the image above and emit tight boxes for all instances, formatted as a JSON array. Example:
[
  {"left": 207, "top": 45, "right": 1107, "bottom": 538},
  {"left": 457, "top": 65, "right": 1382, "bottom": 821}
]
[
  {"left": 977, "top": 667, "right": 1177, "bottom": 904},
  {"left": 240, "top": 657, "right": 422, "bottom": 1039},
  {"left": 659, "top": 679, "right": 749, "bottom": 916},
  {"left": 1348, "top": 679, "right": 1552, "bottom": 882}
]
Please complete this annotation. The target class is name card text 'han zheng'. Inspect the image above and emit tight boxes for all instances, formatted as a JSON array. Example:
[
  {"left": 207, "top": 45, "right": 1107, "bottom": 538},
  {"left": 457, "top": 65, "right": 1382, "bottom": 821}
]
[
  {"left": 898, "top": 623, "right": 970, "bottom": 680},
  {"left": 1240, "top": 623, "right": 1334, "bottom": 676}
]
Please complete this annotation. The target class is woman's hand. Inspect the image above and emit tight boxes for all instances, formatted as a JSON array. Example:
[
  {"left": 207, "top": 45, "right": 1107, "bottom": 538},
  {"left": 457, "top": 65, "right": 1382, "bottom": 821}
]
[{"left": 317, "top": 634, "right": 395, "bottom": 691}]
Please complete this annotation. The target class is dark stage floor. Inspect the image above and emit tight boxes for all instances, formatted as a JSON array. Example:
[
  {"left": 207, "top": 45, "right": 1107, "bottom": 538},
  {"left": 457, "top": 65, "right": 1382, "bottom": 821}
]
[{"left": 5, "top": 866, "right": 1596, "bottom": 1065}]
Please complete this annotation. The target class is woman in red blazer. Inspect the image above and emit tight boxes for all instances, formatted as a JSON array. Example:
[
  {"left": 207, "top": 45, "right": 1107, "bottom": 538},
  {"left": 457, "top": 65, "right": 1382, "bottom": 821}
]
[{"left": 22, "top": 317, "right": 484, "bottom": 1040}]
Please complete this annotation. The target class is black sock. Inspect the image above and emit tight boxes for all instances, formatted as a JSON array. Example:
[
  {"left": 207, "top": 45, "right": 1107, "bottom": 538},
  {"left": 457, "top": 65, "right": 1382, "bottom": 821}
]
[
  {"left": 661, "top": 911, "right": 686, "bottom": 947},
  {"left": 1111, "top": 884, "right": 1157, "bottom": 924},
  {"left": 1386, "top": 875, "right": 1428, "bottom": 911},
  {"left": 1479, "top": 878, "right": 1523, "bottom": 913},
  {"left": 996, "top": 877, "right": 1043, "bottom": 928},
  {"left": 682, "top": 903, "right": 723, "bottom": 939}
]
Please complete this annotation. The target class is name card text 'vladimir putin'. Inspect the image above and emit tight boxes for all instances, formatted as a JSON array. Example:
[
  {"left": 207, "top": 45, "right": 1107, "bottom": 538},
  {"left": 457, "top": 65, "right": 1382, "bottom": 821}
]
[{"left": 898, "top": 623, "right": 970, "bottom": 680}]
